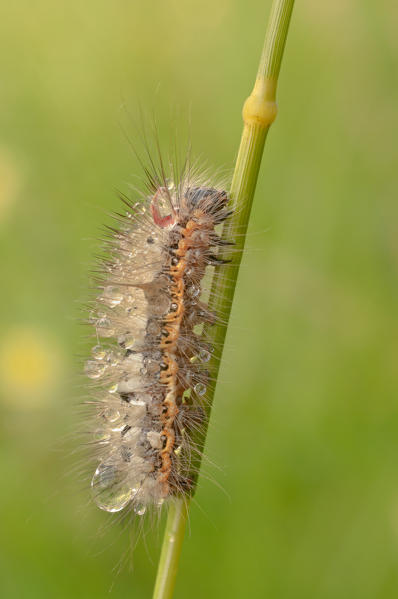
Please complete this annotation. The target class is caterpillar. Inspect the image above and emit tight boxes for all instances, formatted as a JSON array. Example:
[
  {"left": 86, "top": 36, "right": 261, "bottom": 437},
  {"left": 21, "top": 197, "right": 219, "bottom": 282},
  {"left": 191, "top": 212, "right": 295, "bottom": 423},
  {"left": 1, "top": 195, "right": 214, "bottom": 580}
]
[{"left": 85, "top": 159, "right": 232, "bottom": 516}]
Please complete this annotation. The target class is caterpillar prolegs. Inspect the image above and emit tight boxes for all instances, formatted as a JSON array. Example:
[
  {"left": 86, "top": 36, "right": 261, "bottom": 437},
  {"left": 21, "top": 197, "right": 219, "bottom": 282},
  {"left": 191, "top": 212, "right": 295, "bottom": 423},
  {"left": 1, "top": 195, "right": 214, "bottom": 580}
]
[{"left": 85, "top": 171, "right": 232, "bottom": 515}]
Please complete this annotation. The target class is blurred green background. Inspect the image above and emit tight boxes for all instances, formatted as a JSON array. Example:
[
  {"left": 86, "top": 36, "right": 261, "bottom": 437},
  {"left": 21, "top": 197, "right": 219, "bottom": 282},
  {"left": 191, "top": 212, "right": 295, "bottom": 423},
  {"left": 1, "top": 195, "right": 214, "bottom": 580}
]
[{"left": 1, "top": 1, "right": 397, "bottom": 597}]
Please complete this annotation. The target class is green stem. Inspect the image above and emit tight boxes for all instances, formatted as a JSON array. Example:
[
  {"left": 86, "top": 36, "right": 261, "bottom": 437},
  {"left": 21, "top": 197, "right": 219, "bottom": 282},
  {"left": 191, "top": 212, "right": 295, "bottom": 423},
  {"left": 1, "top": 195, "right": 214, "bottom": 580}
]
[
  {"left": 152, "top": 499, "right": 190, "bottom": 599},
  {"left": 152, "top": 2, "right": 294, "bottom": 597}
]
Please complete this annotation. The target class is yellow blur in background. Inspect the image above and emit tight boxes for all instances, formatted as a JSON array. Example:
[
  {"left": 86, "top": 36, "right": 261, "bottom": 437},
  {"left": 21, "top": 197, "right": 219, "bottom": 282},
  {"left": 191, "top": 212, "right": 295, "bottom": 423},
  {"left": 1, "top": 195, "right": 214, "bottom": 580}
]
[
  {"left": 0, "top": 1, "right": 397, "bottom": 598},
  {"left": 0, "top": 327, "right": 61, "bottom": 408}
]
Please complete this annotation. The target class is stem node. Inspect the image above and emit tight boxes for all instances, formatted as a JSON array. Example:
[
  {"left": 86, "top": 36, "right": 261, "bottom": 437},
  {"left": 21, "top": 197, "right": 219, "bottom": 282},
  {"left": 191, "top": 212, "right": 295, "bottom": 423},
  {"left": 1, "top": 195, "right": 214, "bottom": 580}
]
[{"left": 243, "top": 78, "right": 278, "bottom": 127}]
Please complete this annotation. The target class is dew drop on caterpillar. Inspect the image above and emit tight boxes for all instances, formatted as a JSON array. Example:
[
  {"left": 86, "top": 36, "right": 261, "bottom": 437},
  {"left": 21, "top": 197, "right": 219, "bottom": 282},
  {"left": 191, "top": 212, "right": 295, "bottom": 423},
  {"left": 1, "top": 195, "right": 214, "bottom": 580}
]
[{"left": 84, "top": 153, "right": 232, "bottom": 517}]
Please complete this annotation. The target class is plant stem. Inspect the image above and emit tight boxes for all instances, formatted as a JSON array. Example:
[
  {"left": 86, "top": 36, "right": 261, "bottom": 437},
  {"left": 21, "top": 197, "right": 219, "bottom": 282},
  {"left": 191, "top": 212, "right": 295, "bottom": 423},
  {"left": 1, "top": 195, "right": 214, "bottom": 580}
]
[
  {"left": 152, "top": 499, "right": 190, "bottom": 599},
  {"left": 200, "top": 0, "right": 294, "bottom": 439},
  {"left": 152, "top": 1, "right": 294, "bottom": 597}
]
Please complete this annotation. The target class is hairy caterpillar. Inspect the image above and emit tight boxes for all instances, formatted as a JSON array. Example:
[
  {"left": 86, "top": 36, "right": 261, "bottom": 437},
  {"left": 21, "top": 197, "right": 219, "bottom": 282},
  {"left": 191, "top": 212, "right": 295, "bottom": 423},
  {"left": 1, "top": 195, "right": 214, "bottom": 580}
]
[{"left": 85, "top": 158, "right": 232, "bottom": 516}]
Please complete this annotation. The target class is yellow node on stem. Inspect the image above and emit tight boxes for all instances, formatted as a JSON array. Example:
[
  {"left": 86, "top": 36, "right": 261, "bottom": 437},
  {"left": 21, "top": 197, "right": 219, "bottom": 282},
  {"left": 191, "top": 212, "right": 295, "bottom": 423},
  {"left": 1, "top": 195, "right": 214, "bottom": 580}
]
[{"left": 242, "top": 78, "right": 278, "bottom": 127}]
